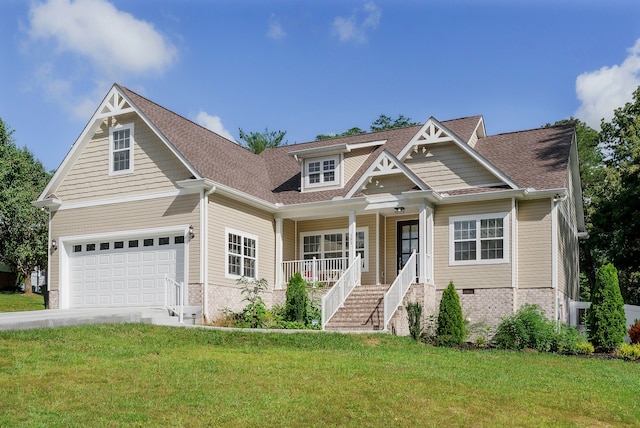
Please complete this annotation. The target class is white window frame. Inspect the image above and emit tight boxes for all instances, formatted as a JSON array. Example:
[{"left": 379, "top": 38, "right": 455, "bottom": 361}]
[
  {"left": 303, "top": 155, "right": 341, "bottom": 190},
  {"left": 109, "top": 123, "right": 135, "bottom": 175},
  {"left": 300, "top": 227, "right": 368, "bottom": 272},
  {"left": 225, "top": 228, "right": 258, "bottom": 279},
  {"left": 449, "top": 212, "right": 509, "bottom": 266}
]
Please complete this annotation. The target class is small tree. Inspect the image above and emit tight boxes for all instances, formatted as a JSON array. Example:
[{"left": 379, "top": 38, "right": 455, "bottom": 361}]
[
  {"left": 436, "top": 282, "right": 465, "bottom": 346},
  {"left": 238, "top": 127, "right": 287, "bottom": 154},
  {"left": 586, "top": 263, "right": 626, "bottom": 352},
  {"left": 285, "top": 272, "right": 308, "bottom": 323},
  {"left": 406, "top": 301, "right": 422, "bottom": 341}
]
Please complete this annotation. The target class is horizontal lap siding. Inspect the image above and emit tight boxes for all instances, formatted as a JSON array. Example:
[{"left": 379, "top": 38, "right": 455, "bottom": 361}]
[
  {"left": 207, "top": 194, "right": 275, "bottom": 288},
  {"left": 343, "top": 147, "right": 373, "bottom": 184},
  {"left": 362, "top": 174, "right": 416, "bottom": 196},
  {"left": 283, "top": 219, "right": 296, "bottom": 262},
  {"left": 406, "top": 143, "right": 497, "bottom": 191},
  {"left": 433, "top": 200, "right": 512, "bottom": 290},
  {"left": 56, "top": 114, "right": 192, "bottom": 202},
  {"left": 518, "top": 199, "right": 552, "bottom": 289},
  {"left": 558, "top": 213, "right": 579, "bottom": 300},
  {"left": 49, "top": 194, "right": 201, "bottom": 292}
]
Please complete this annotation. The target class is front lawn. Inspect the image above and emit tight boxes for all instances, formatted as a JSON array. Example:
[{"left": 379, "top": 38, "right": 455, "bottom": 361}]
[
  {"left": 0, "top": 292, "right": 45, "bottom": 312},
  {"left": 0, "top": 324, "right": 638, "bottom": 427}
]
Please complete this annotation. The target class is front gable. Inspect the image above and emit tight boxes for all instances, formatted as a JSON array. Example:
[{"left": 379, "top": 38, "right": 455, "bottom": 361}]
[
  {"left": 398, "top": 118, "right": 518, "bottom": 192},
  {"left": 37, "top": 85, "right": 199, "bottom": 207}
]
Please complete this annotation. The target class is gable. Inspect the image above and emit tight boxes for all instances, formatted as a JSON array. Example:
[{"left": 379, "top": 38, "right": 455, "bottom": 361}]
[
  {"left": 54, "top": 113, "right": 193, "bottom": 203},
  {"left": 405, "top": 142, "right": 502, "bottom": 192}
]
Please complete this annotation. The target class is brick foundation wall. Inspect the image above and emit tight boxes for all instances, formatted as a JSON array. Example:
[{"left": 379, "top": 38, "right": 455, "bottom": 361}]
[
  {"left": 49, "top": 289, "right": 59, "bottom": 309},
  {"left": 387, "top": 283, "right": 436, "bottom": 336},
  {"left": 516, "top": 288, "right": 556, "bottom": 321},
  {"left": 188, "top": 283, "right": 203, "bottom": 307}
]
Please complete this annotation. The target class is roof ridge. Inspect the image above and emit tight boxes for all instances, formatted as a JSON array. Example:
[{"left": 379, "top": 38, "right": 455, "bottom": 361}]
[{"left": 489, "top": 123, "right": 575, "bottom": 138}]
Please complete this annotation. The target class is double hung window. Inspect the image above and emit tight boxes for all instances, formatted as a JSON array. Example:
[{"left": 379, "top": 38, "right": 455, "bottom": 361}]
[
  {"left": 301, "top": 228, "right": 368, "bottom": 271},
  {"left": 450, "top": 213, "right": 509, "bottom": 265},
  {"left": 226, "top": 229, "right": 257, "bottom": 279},
  {"left": 305, "top": 155, "right": 339, "bottom": 188},
  {"left": 109, "top": 123, "right": 134, "bottom": 174}
]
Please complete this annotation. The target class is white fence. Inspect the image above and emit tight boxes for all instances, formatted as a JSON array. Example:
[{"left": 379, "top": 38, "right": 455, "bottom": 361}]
[
  {"left": 570, "top": 301, "right": 640, "bottom": 342},
  {"left": 164, "top": 275, "right": 184, "bottom": 324},
  {"left": 282, "top": 257, "right": 347, "bottom": 286},
  {"left": 321, "top": 255, "right": 361, "bottom": 329},
  {"left": 384, "top": 251, "right": 417, "bottom": 332}
]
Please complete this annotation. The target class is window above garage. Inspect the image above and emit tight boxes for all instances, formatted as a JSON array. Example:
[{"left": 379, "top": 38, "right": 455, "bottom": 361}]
[{"left": 109, "top": 123, "right": 134, "bottom": 175}]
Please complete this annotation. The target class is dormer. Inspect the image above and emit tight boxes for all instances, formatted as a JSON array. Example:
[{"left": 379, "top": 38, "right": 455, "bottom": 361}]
[{"left": 289, "top": 140, "right": 385, "bottom": 192}]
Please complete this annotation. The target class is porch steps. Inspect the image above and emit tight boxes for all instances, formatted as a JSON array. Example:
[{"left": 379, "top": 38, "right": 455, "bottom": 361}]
[{"left": 325, "top": 284, "right": 389, "bottom": 332}]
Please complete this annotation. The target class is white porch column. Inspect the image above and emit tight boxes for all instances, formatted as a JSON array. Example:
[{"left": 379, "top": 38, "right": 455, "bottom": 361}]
[
  {"left": 275, "top": 217, "right": 284, "bottom": 289},
  {"left": 418, "top": 204, "right": 427, "bottom": 284},
  {"left": 348, "top": 211, "right": 356, "bottom": 262}
]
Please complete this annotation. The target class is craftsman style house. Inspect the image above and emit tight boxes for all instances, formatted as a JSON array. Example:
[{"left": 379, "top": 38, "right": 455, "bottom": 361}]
[{"left": 35, "top": 84, "right": 585, "bottom": 332}]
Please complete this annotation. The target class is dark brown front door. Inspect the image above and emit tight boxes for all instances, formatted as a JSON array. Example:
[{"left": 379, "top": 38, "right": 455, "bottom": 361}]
[{"left": 397, "top": 220, "right": 419, "bottom": 274}]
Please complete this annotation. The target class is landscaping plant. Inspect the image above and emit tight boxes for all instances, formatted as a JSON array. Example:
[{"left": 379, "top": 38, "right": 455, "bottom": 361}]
[
  {"left": 628, "top": 319, "right": 640, "bottom": 344},
  {"left": 285, "top": 272, "right": 308, "bottom": 323},
  {"left": 406, "top": 301, "right": 422, "bottom": 341},
  {"left": 436, "top": 282, "right": 466, "bottom": 346},
  {"left": 493, "top": 304, "right": 556, "bottom": 352},
  {"left": 586, "top": 263, "right": 626, "bottom": 352},
  {"left": 616, "top": 343, "right": 640, "bottom": 361},
  {"left": 237, "top": 277, "right": 269, "bottom": 328}
]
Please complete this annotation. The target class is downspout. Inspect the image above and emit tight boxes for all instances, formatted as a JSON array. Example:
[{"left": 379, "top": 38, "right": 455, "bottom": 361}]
[{"left": 201, "top": 187, "right": 215, "bottom": 322}]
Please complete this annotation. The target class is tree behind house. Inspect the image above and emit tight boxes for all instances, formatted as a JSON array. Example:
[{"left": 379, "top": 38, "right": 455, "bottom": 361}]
[
  {"left": 0, "top": 118, "right": 50, "bottom": 294},
  {"left": 238, "top": 127, "right": 287, "bottom": 154}
]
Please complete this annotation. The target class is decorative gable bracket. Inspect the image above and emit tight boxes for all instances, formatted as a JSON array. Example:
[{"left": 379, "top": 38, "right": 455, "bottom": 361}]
[{"left": 96, "top": 88, "right": 135, "bottom": 119}]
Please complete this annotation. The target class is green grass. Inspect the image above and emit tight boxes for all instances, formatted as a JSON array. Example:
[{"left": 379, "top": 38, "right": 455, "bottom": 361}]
[
  {"left": 0, "top": 292, "right": 45, "bottom": 312},
  {"left": 0, "top": 324, "right": 638, "bottom": 427}
]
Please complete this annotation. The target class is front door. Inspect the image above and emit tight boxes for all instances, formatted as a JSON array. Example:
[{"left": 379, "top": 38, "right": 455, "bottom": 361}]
[{"left": 397, "top": 220, "right": 419, "bottom": 273}]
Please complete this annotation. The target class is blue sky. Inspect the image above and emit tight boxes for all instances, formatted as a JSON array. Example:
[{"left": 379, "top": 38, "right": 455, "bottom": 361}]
[{"left": 1, "top": 0, "right": 640, "bottom": 172}]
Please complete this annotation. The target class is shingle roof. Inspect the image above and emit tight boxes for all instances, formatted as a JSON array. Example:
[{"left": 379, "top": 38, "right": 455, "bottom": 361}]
[{"left": 119, "top": 85, "right": 574, "bottom": 205}]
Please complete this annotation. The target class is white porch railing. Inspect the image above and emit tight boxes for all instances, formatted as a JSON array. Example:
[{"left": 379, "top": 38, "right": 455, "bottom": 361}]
[
  {"left": 384, "top": 250, "right": 417, "bottom": 331},
  {"left": 164, "top": 274, "right": 184, "bottom": 324},
  {"left": 282, "top": 257, "right": 347, "bottom": 286},
  {"left": 321, "top": 255, "right": 361, "bottom": 329}
]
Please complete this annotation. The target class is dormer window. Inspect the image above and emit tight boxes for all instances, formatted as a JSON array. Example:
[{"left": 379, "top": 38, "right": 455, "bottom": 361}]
[
  {"left": 109, "top": 123, "right": 134, "bottom": 175},
  {"left": 305, "top": 155, "right": 339, "bottom": 189}
]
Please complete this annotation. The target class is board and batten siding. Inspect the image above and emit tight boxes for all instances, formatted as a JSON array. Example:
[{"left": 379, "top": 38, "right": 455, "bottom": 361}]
[
  {"left": 517, "top": 199, "right": 552, "bottom": 289},
  {"left": 49, "top": 194, "right": 201, "bottom": 294},
  {"left": 433, "top": 200, "right": 512, "bottom": 290},
  {"left": 405, "top": 142, "right": 498, "bottom": 191},
  {"left": 55, "top": 113, "right": 192, "bottom": 202},
  {"left": 207, "top": 194, "right": 276, "bottom": 288}
]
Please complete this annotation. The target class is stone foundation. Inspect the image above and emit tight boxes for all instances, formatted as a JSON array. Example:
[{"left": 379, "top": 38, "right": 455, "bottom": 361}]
[
  {"left": 387, "top": 283, "right": 436, "bottom": 336},
  {"left": 188, "top": 283, "right": 203, "bottom": 307},
  {"left": 48, "top": 289, "right": 59, "bottom": 309}
]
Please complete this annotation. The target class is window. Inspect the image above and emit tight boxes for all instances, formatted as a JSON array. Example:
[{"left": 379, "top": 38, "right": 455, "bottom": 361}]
[
  {"left": 114, "top": 241, "right": 124, "bottom": 249},
  {"left": 304, "top": 155, "right": 340, "bottom": 189},
  {"left": 86, "top": 244, "right": 95, "bottom": 251},
  {"left": 109, "top": 123, "right": 134, "bottom": 175},
  {"left": 159, "top": 237, "right": 170, "bottom": 245},
  {"left": 100, "top": 242, "right": 109, "bottom": 250},
  {"left": 174, "top": 236, "right": 185, "bottom": 244},
  {"left": 143, "top": 238, "right": 154, "bottom": 247},
  {"left": 128, "top": 240, "right": 138, "bottom": 248},
  {"left": 226, "top": 229, "right": 258, "bottom": 279},
  {"left": 73, "top": 245, "right": 82, "bottom": 253},
  {"left": 450, "top": 213, "right": 509, "bottom": 265},
  {"left": 300, "top": 227, "right": 368, "bottom": 271}
]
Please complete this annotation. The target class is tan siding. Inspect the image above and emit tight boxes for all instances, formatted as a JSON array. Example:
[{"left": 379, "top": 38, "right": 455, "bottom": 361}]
[
  {"left": 468, "top": 131, "right": 479, "bottom": 149},
  {"left": 362, "top": 174, "right": 416, "bottom": 196},
  {"left": 283, "top": 219, "right": 296, "bottom": 262},
  {"left": 518, "top": 199, "right": 552, "bottom": 289},
  {"left": 344, "top": 147, "right": 373, "bottom": 184},
  {"left": 49, "top": 194, "right": 201, "bottom": 293},
  {"left": 406, "top": 142, "right": 498, "bottom": 191},
  {"left": 433, "top": 200, "right": 512, "bottom": 290},
  {"left": 207, "top": 194, "right": 276, "bottom": 289},
  {"left": 56, "top": 114, "right": 192, "bottom": 202},
  {"left": 558, "top": 213, "right": 579, "bottom": 299}
]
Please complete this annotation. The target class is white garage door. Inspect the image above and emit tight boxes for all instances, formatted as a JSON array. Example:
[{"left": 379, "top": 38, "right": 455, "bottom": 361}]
[{"left": 69, "top": 234, "right": 185, "bottom": 308}]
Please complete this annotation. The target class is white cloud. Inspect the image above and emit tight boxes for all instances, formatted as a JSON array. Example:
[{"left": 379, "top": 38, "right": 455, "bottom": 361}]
[
  {"left": 267, "top": 14, "right": 286, "bottom": 40},
  {"left": 332, "top": 2, "right": 381, "bottom": 45},
  {"left": 195, "top": 111, "right": 237, "bottom": 143},
  {"left": 575, "top": 39, "right": 640, "bottom": 129},
  {"left": 28, "top": 0, "right": 177, "bottom": 75}
]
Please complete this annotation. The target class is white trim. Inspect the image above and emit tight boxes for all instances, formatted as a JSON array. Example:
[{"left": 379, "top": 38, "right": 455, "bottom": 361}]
[
  {"left": 426, "top": 206, "right": 434, "bottom": 284},
  {"left": 109, "top": 122, "right": 135, "bottom": 175},
  {"left": 275, "top": 218, "right": 284, "bottom": 289},
  {"left": 375, "top": 213, "right": 380, "bottom": 285},
  {"left": 288, "top": 140, "right": 387, "bottom": 159},
  {"left": 57, "top": 188, "right": 192, "bottom": 211},
  {"left": 58, "top": 225, "right": 190, "bottom": 310},
  {"left": 551, "top": 200, "right": 559, "bottom": 291},
  {"left": 224, "top": 227, "right": 259, "bottom": 280},
  {"left": 300, "top": 227, "right": 369, "bottom": 272},
  {"left": 448, "top": 212, "right": 510, "bottom": 266},
  {"left": 419, "top": 204, "right": 427, "bottom": 283},
  {"left": 511, "top": 198, "right": 517, "bottom": 288},
  {"left": 348, "top": 211, "right": 356, "bottom": 263}
]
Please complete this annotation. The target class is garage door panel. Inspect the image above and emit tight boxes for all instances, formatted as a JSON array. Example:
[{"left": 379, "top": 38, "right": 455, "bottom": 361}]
[{"left": 69, "top": 236, "right": 182, "bottom": 308}]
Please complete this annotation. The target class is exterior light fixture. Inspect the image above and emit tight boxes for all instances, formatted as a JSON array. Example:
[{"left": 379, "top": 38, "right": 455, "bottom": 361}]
[
  {"left": 188, "top": 225, "right": 195, "bottom": 239},
  {"left": 51, "top": 239, "right": 57, "bottom": 250},
  {"left": 394, "top": 207, "right": 405, "bottom": 214}
]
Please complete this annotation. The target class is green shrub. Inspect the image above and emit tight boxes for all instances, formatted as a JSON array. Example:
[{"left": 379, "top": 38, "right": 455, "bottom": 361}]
[
  {"left": 628, "top": 320, "right": 640, "bottom": 344},
  {"left": 586, "top": 263, "right": 626, "bottom": 352},
  {"left": 576, "top": 342, "right": 595, "bottom": 355},
  {"left": 406, "top": 301, "right": 423, "bottom": 341},
  {"left": 616, "top": 343, "right": 640, "bottom": 361},
  {"left": 554, "top": 324, "right": 589, "bottom": 355},
  {"left": 237, "top": 277, "right": 269, "bottom": 328},
  {"left": 436, "top": 282, "right": 465, "bottom": 346},
  {"left": 285, "top": 272, "right": 308, "bottom": 323},
  {"left": 493, "top": 304, "right": 555, "bottom": 352}
]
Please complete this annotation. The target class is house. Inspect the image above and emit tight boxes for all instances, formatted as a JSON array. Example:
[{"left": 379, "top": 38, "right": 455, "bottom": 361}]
[{"left": 34, "top": 84, "right": 585, "bottom": 332}]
